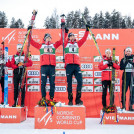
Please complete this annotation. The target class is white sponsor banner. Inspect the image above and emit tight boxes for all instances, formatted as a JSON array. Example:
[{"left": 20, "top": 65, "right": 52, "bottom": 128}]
[
  {"left": 55, "top": 86, "right": 66, "bottom": 92},
  {"left": 56, "top": 56, "right": 63, "bottom": 62},
  {"left": 27, "top": 85, "right": 40, "bottom": 92},
  {"left": 27, "top": 78, "right": 40, "bottom": 84},
  {"left": 8, "top": 77, "right": 13, "bottom": 84},
  {"left": 78, "top": 31, "right": 119, "bottom": 41},
  {"left": 81, "top": 63, "right": 93, "bottom": 70},
  {"left": 94, "top": 86, "right": 103, "bottom": 92},
  {"left": 94, "top": 78, "right": 102, "bottom": 85},
  {"left": 94, "top": 71, "right": 102, "bottom": 77},
  {"left": 115, "top": 78, "right": 120, "bottom": 85},
  {"left": 82, "top": 71, "right": 93, "bottom": 77},
  {"left": 8, "top": 70, "right": 13, "bottom": 76},
  {"left": 46, "top": 86, "right": 66, "bottom": 92},
  {"left": 115, "top": 56, "right": 119, "bottom": 62},
  {"left": 46, "top": 86, "right": 50, "bottom": 92},
  {"left": 56, "top": 63, "right": 65, "bottom": 69},
  {"left": 72, "top": 78, "right": 93, "bottom": 85},
  {"left": 55, "top": 70, "right": 66, "bottom": 77},
  {"left": 83, "top": 78, "right": 93, "bottom": 85},
  {"left": 82, "top": 86, "right": 93, "bottom": 92},
  {"left": 93, "top": 56, "right": 119, "bottom": 62},
  {"left": 115, "top": 86, "right": 120, "bottom": 92},
  {"left": 27, "top": 70, "right": 40, "bottom": 76},
  {"left": 94, "top": 56, "right": 102, "bottom": 62},
  {"left": 97, "top": 86, "right": 120, "bottom": 93},
  {"left": 31, "top": 55, "right": 40, "bottom": 61}
]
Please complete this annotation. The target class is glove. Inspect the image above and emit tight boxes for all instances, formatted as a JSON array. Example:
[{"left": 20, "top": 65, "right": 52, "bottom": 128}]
[
  {"left": 107, "top": 60, "right": 113, "bottom": 67},
  {"left": 1, "top": 41, "right": 4, "bottom": 45},
  {"left": 27, "top": 26, "right": 32, "bottom": 30},
  {"left": 86, "top": 24, "right": 90, "bottom": 31},
  {"left": 128, "top": 60, "right": 134, "bottom": 65},
  {"left": 18, "top": 62, "right": 24, "bottom": 67},
  {"left": 65, "top": 27, "right": 69, "bottom": 33}
]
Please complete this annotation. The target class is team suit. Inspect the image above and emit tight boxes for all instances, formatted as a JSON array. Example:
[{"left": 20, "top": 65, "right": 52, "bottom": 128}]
[
  {"left": 11, "top": 51, "right": 32, "bottom": 107},
  {"left": 98, "top": 55, "right": 120, "bottom": 108}
]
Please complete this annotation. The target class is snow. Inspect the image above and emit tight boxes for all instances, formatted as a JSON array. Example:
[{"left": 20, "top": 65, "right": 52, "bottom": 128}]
[{"left": 0, "top": 118, "right": 134, "bottom": 134}]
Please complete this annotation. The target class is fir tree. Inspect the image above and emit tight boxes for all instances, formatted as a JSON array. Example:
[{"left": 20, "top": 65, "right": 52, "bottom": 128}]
[
  {"left": 0, "top": 11, "right": 8, "bottom": 28},
  {"left": 92, "top": 13, "right": 99, "bottom": 28},
  {"left": 104, "top": 12, "right": 111, "bottom": 28}
]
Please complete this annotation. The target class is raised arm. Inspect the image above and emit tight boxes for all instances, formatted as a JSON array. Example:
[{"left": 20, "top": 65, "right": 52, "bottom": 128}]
[
  {"left": 77, "top": 25, "right": 90, "bottom": 47},
  {"left": 29, "top": 34, "right": 42, "bottom": 50},
  {"left": 54, "top": 28, "right": 69, "bottom": 49}
]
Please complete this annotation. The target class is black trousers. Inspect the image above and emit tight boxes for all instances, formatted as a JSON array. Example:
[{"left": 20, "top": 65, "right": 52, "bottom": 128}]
[
  {"left": 41, "top": 65, "right": 55, "bottom": 98},
  {"left": 102, "top": 80, "right": 113, "bottom": 107},
  {"left": 122, "top": 74, "right": 134, "bottom": 106},
  {"left": 13, "top": 69, "right": 25, "bottom": 105},
  {"left": 66, "top": 64, "right": 82, "bottom": 93},
  {"left": 0, "top": 76, "right": 4, "bottom": 93}
]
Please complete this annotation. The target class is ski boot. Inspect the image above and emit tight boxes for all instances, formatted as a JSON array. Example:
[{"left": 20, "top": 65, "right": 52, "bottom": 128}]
[
  {"left": 0, "top": 102, "right": 4, "bottom": 108},
  {"left": 129, "top": 105, "right": 134, "bottom": 111},
  {"left": 75, "top": 91, "right": 83, "bottom": 105},
  {"left": 1, "top": 93, "right": 4, "bottom": 104},
  {"left": 12, "top": 102, "right": 17, "bottom": 107},
  {"left": 68, "top": 93, "right": 73, "bottom": 105},
  {"left": 21, "top": 104, "right": 24, "bottom": 107},
  {"left": 49, "top": 97, "right": 53, "bottom": 102},
  {"left": 21, "top": 98, "right": 25, "bottom": 107},
  {"left": 102, "top": 106, "right": 107, "bottom": 112},
  {"left": 48, "top": 97, "right": 56, "bottom": 106},
  {"left": 107, "top": 105, "right": 116, "bottom": 113},
  {"left": 121, "top": 103, "right": 126, "bottom": 112},
  {"left": 21, "top": 101, "right": 25, "bottom": 107}
]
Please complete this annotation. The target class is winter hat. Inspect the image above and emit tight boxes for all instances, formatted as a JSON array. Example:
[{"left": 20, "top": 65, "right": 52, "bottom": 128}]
[
  {"left": 44, "top": 33, "right": 52, "bottom": 41},
  {"left": 68, "top": 32, "right": 74, "bottom": 38},
  {"left": 125, "top": 47, "right": 132, "bottom": 52},
  {"left": 105, "top": 48, "right": 111, "bottom": 54},
  {"left": 17, "top": 44, "right": 22, "bottom": 50}
]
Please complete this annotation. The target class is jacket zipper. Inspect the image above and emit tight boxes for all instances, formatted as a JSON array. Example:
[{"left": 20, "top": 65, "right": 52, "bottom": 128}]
[
  {"left": 48, "top": 45, "right": 51, "bottom": 65},
  {"left": 109, "top": 68, "right": 110, "bottom": 80},
  {"left": 73, "top": 54, "right": 74, "bottom": 64},
  {"left": 49, "top": 55, "right": 50, "bottom": 65}
]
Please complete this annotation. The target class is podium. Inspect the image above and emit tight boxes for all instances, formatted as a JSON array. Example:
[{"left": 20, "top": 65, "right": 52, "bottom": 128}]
[
  {"left": 100, "top": 110, "right": 134, "bottom": 125},
  {"left": 34, "top": 105, "right": 85, "bottom": 129},
  {"left": 0, "top": 107, "right": 27, "bottom": 123}
]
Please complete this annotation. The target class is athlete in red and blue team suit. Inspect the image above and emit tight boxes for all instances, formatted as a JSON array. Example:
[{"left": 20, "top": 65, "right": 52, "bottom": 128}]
[
  {"left": 98, "top": 49, "right": 120, "bottom": 110},
  {"left": 64, "top": 25, "right": 90, "bottom": 105},
  {"left": 0, "top": 47, "right": 11, "bottom": 105},
  {"left": 11, "top": 44, "right": 33, "bottom": 107},
  {"left": 0, "top": 47, "right": 5, "bottom": 104},
  {"left": 28, "top": 27, "right": 68, "bottom": 101}
]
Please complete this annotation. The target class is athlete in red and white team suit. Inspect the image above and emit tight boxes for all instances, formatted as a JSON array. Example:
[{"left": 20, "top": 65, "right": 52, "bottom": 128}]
[
  {"left": 64, "top": 25, "right": 90, "bottom": 105},
  {"left": 11, "top": 44, "right": 33, "bottom": 107},
  {"left": 98, "top": 48, "right": 120, "bottom": 109},
  {"left": 28, "top": 27, "right": 68, "bottom": 100}
]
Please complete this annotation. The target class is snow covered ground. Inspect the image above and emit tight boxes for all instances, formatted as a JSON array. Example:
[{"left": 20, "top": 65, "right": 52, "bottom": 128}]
[{"left": 0, "top": 118, "right": 134, "bottom": 134}]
